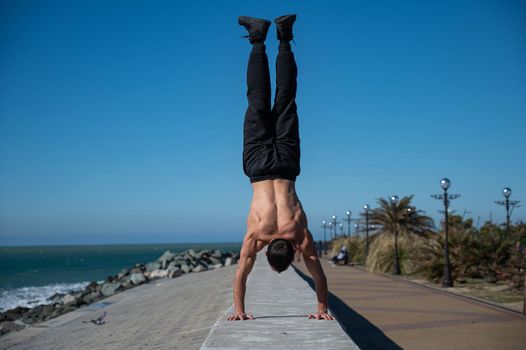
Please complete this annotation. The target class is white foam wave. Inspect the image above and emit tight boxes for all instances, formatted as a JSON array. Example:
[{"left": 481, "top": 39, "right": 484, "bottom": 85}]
[{"left": 0, "top": 282, "right": 100, "bottom": 313}]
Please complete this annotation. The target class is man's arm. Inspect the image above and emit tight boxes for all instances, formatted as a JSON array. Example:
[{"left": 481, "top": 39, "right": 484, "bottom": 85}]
[
  {"left": 301, "top": 230, "right": 335, "bottom": 320},
  {"left": 227, "top": 234, "right": 258, "bottom": 321}
]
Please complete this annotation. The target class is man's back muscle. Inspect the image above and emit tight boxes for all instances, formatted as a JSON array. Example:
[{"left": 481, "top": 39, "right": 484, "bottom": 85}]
[{"left": 247, "top": 179, "right": 307, "bottom": 244}]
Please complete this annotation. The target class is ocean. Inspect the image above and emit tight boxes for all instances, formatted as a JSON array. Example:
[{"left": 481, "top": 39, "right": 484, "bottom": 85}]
[{"left": 0, "top": 242, "right": 241, "bottom": 312}]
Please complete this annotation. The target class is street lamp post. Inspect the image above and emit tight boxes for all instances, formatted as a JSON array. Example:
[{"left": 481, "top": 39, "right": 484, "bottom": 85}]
[
  {"left": 494, "top": 187, "right": 523, "bottom": 314},
  {"left": 363, "top": 204, "right": 370, "bottom": 257},
  {"left": 321, "top": 220, "right": 328, "bottom": 255},
  {"left": 390, "top": 195, "right": 401, "bottom": 275},
  {"left": 431, "top": 178, "right": 460, "bottom": 288},
  {"left": 495, "top": 187, "right": 521, "bottom": 237},
  {"left": 345, "top": 210, "right": 352, "bottom": 238},
  {"left": 339, "top": 223, "right": 344, "bottom": 236},
  {"left": 332, "top": 215, "right": 338, "bottom": 239}
]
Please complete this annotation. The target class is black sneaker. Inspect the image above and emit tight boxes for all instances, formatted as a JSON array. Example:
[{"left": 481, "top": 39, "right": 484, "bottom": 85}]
[
  {"left": 238, "top": 16, "right": 271, "bottom": 44},
  {"left": 274, "top": 14, "right": 296, "bottom": 41}
]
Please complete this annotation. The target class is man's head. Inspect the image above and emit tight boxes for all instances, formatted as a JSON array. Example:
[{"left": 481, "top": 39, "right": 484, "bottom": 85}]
[{"left": 266, "top": 238, "right": 294, "bottom": 273}]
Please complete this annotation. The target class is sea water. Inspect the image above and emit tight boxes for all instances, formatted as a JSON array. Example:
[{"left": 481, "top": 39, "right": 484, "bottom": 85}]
[{"left": 0, "top": 242, "right": 241, "bottom": 312}]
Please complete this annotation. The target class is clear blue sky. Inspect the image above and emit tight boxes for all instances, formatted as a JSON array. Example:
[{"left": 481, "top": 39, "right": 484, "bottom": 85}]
[{"left": 1, "top": 0, "right": 525, "bottom": 246}]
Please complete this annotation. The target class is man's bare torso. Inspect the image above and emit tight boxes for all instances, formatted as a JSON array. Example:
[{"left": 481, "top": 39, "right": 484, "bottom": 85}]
[{"left": 245, "top": 179, "right": 310, "bottom": 254}]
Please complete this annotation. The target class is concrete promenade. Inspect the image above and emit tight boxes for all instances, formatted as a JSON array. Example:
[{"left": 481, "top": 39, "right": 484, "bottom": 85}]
[
  {"left": 200, "top": 251, "right": 359, "bottom": 350},
  {"left": 1, "top": 265, "right": 237, "bottom": 350},
  {"left": 1, "top": 253, "right": 358, "bottom": 350},
  {"left": 6, "top": 251, "right": 522, "bottom": 350},
  {"left": 294, "top": 258, "right": 526, "bottom": 350}
]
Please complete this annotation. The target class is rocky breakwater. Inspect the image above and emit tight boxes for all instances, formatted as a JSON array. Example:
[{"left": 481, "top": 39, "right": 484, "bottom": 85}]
[{"left": 0, "top": 248, "right": 239, "bottom": 337}]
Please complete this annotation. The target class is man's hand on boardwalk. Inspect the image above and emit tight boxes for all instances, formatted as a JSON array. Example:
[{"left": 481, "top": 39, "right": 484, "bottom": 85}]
[
  {"left": 227, "top": 312, "right": 254, "bottom": 321},
  {"left": 308, "top": 311, "right": 335, "bottom": 320}
]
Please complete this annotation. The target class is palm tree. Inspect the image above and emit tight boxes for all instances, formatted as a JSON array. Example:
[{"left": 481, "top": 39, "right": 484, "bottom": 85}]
[{"left": 368, "top": 195, "right": 434, "bottom": 275}]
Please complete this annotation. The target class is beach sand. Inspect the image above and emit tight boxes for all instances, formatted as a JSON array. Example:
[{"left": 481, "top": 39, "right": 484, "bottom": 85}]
[{"left": 1, "top": 265, "right": 236, "bottom": 350}]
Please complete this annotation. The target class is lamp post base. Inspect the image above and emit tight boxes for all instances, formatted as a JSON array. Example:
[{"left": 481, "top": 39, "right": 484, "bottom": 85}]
[
  {"left": 392, "top": 261, "right": 401, "bottom": 275},
  {"left": 442, "top": 265, "right": 454, "bottom": 288}
]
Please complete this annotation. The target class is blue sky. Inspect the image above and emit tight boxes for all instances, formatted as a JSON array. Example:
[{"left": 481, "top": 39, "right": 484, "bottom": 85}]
[{"left": 1, "top": 0, "right": 525, "bottom": 245}]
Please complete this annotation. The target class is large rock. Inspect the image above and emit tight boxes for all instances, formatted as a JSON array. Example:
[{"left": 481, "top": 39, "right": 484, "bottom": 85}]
[
  {"left": 209, "top": 257, "right": 222, "bottom": 265},
  {"left": 197, "top": 250, "right": 209, "bottom": 258},
  {"left": 21, "top": 306, "right": 43, "bottom": 324},
  {"left": 174, "top": 257, "right": 186, "bottom": 265},
  {"left": 40, "top": 304, "right": 56, "bottom": 321},
  {"left": 130, "top": 272, "right": 147, "bottom": 285},
  {"left": 180, "top": 263, "right": 191, "bottom": 274},
  {"left": 198, "top": 259, "right": 209, "bottom": 269},
  {"left": 121, "top": 275, "right": 134, "bottom": 289},
  {"left": 168, "top": 267, "right": 182, "bottom": 278},
  {"left": 101, "top": 282, "right": 123, "bottom": 297},
  {"left": 0, "top": 306, "right": 30, "bottom": 322},
  {"left": 145, "top": 261, "right": 162, "bottom": 272},
  {"left": 212, "top": 249, "right": 222, "bottom": 258},
  {"left": 145, "top": 269, "right": 169, "bottom": 280},
  {"left": 117, "top": 268, "right": 130, "bottom": 279},
  {"left": 21, "top": 304, "right": 55, "bottom": 323},
  {"left": 62, "top": 303, "right": 78, "bottom": 314},
  {"left": 87, "top": 281, "right": 100, "bottom": 291},
  {"left": 192, "top": 265, "right": 207, "bottom": 273},
  {"left": 157, "top": 251, "right": 176, "bottom": 269},
  {"left": 134, "top": 263, "right": 145, "bottom": 270},
  {"left": 186, "top": 249, "right": 198, "bottom": 259},
  {"left": 63, "top": 293, "right": 78, "bottom": 305},
  {"left": 224, "top": 257, "right": 233, "bottom": 266},
  {"left": 81, "top": 292, "right": 101, "bottom": 305},
  {"left": 0, "top": 321, "right": 25, "bottom": 336},
  {"left": 122, "top": 281, "right": 134, "bottom": 290},
  {"left": 130, "top": 267, "right": 143, "bottom": 274},
  {"left": 47, "top": 292, "right": 66, "bottom": 303},
  {"left": 51, "top": 306, "right": 66, "bottom": 318}
]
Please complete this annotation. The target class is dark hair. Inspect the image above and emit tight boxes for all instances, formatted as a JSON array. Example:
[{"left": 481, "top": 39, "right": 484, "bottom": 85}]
[{"left": 267, "top": 238, "right": 294, "bottom": 273}]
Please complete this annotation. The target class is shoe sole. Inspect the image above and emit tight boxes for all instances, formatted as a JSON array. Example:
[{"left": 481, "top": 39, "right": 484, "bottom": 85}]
[
  {"left": 274, "top": 14, "right": 296, "bottom": 25},
  {"left": 238, "top": 16, "right": 271, "bottom": 26}
]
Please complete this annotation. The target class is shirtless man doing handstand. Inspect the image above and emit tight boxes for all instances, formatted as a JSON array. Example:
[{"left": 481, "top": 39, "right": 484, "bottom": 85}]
[{"left": 228, "top": 14, "right": 334, "bottom": 322}]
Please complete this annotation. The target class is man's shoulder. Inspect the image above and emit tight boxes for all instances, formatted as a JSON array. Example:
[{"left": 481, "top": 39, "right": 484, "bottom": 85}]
[
  {"left": 296, "top": 229, "right": 316, "bottom": 254},
  {"left": 241, "top": 232, "right": 268, "bottom": 257}
]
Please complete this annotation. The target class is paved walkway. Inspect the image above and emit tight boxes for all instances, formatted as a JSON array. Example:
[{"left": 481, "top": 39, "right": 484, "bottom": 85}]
[
  {"left": 294, "top": 258, "right": 526, "bottom": 350},
  {"left": 200, "top": 251, "right": 359, "bottom": 350},
  {"left": 1, "top": 265, "right": 237, "bottom": 350}
]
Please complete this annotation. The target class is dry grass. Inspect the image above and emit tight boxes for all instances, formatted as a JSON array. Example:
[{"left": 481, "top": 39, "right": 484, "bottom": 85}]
[
  {"left": 328, "top": 233, "right": 430, "bottom": 273},
  {"left": 328, "top": 236, "right": 366, "bottom": 264},
  {"left": 365, "top": 232, "right": 429, "bottom": 274}
]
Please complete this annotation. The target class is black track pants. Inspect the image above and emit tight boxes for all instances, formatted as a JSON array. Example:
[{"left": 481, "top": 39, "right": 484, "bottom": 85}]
[{"left": 242, "top": 43, "right": 300, "bottom": 183}]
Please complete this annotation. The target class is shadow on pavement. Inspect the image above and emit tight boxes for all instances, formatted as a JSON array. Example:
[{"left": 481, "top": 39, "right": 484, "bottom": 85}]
[{"left": 294, "top": 266, "right": 403, "bottom": 350}]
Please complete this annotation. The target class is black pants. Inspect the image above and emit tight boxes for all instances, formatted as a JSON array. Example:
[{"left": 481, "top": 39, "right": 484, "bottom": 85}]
[{"left": 242, "top": 43, "right": 300, "bottom": 183}]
